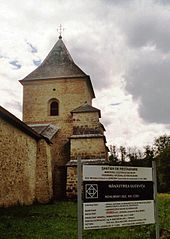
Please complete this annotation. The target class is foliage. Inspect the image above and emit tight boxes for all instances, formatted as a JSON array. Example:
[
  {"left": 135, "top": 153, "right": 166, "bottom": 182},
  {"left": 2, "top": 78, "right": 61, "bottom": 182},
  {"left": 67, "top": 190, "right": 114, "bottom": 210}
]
[
  {"left": 158, "top": 194, "right": 170, "bottom": 230},
  {"left": 154, "top": 136, "right": 170, "bottom": 193},
  {"left": 109, "top": 135, "right": 170, "bottom": 193}
]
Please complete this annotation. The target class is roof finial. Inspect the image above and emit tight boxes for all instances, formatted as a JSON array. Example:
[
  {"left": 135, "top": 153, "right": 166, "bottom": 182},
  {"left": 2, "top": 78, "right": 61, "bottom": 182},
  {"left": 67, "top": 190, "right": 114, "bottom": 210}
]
[{"left": 57, "top": 24, "right": 64, "bottom": 39}]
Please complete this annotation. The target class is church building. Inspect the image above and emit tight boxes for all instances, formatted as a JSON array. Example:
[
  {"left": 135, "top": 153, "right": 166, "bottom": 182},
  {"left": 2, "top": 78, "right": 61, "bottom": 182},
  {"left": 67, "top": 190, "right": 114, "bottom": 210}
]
[{"left": 0, "top": 34, "right": 108, "bottom": 206}]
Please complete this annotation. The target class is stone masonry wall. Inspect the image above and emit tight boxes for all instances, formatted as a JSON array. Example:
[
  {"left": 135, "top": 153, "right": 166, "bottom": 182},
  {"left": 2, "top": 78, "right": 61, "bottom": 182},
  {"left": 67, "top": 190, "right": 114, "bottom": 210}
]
[
  {"left": 67, "top": 110, "right": 107, "bottom": 199},
  {"left": 67, "top": 136, "right": 107, "bottom": 199},
  {"left": 0, "top": 117, "right": 37, "bottom": 207},
  {"left": 35, "top": 139, "right": 53, "bottom": 203},
  {"left": 73, "top": 112, "right": 99, "bottom": 128},
  {"left": 0, "top": 117, "right": 53, "bottom": 207},
  {"left": 23, "top": 78, "right": 92, "bottom": 124},
  {"left": 66, "top": 166, "right": 77, "bottom": 199},
  {"left": 22, "top": 78, "right": 93, "bottom": 199},
  {"left": 72, "top": 112, "right": 104, "bottom": 135},
  {"left": 51, "top": 132, "right": 69, "bottom": 199},
  {"left": 70, "top": 137, "right": 106, "bottom": 160}
]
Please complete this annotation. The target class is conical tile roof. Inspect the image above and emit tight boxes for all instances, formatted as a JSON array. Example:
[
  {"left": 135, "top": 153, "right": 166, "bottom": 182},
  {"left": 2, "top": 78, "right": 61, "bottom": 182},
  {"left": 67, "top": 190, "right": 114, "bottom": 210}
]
[{"left": 21, "top": 37, "right": 87, "bottom": 81}]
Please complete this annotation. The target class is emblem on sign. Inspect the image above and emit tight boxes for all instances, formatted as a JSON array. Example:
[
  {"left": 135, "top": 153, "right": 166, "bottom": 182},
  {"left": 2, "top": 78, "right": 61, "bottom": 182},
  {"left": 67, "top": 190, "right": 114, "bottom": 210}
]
[{"left": 85, "top": 184, "right": 98, "bottom": 199}]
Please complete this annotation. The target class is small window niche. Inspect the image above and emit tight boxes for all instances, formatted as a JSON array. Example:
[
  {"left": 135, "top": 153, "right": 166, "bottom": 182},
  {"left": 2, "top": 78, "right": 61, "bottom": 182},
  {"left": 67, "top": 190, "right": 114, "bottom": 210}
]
[{"left": 49, "top": 99, "right": 59, "bottom": 116}]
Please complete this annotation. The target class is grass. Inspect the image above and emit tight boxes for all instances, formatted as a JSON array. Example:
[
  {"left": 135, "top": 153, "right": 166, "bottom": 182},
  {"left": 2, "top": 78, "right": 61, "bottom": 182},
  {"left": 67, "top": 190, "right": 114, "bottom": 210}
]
[
  {"left": 0, "top": 194, "right": 169, "bottom": 239},
  {"left": 158, "top": 194, "right": 170, "bottom": 230}
]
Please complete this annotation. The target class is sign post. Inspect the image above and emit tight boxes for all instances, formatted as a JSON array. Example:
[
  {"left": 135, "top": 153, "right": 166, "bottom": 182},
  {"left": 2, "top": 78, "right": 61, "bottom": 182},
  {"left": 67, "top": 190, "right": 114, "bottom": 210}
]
[
  {"left": 152, "top": 161, "right": 160, "bottom": 239},
  {"left": 77, "top": 156, "right": 83, "bottom": 239}
]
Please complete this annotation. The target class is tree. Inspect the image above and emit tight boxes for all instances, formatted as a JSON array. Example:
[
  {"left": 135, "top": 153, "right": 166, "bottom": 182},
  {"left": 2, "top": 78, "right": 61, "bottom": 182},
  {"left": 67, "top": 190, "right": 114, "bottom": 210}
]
[
  {"left": 126, "top": 146, "right": 142, "bottom": 163},
  {"left": 109, "top": 135, "right": 170, "bottom": 192},
  {"left": 109, "top": 145, "right": 119, "bottom": 164},
  {"left": 119, "top": 146, "right": 126, "bottom": 162},
  {"left": 154, "top": 135, "right": 170, "bottom": 193}
]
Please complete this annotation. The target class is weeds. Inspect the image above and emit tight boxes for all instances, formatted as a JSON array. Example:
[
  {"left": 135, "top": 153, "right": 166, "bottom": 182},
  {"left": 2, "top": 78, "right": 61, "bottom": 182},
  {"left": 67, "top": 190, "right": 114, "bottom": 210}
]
[{"left": 0, "top": 195, "right": 169, "bottom": 239}]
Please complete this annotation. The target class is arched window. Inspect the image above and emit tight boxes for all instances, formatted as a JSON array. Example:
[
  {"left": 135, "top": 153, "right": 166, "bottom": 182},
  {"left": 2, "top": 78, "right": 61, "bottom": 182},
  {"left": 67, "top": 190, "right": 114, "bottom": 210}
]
[{"left": 49, "top": 100, "right": 59, "bottom": 116}]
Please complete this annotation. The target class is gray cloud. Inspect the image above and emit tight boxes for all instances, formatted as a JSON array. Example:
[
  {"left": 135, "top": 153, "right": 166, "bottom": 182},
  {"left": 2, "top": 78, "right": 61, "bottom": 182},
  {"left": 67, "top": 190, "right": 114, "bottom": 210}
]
[
  {"left": 70, "top": 37, "right": 113, "bottom": 90},
  {"left": 1, "top": 0, "right": 170, "bottom": 146},
  {"left": 105, "top": 0, "right": 134, "bottom": 6},
  {"left": 126, "top": 53, "right": 170, "bottom": 124},
  {"left": 114, "top": 1, "right": 170, "bottom": 124},
  {"left": 155, "top": 0, "right": 170, "bottom": 5},
  {"left": 124, "top": 15, "right": 170, "bottom": 52}
]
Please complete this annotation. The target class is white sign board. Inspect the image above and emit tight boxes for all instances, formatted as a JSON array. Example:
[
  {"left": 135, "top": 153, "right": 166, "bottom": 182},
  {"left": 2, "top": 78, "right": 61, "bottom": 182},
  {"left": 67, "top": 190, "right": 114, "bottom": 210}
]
[
  {"left": 83, "top": 165, "right": 155, "bottom": 230},
  {"left": 83, "top": 165, "right": 153, "bottom": 181},
  {"left": 84, "top": 200, "right": 155, "bottom": 230}
]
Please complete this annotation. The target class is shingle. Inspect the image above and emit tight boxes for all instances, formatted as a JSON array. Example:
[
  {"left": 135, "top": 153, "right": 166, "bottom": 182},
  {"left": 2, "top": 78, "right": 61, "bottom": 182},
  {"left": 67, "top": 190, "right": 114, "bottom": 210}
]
[
  {"left": 71, "top": 102, "right": 101, "bottom": 117},
  {"left": 28, "top": 124, "right": 59, "bottom": 140},
  {"left": 21, "top": 38, "right": 86, "bottom": 80},
  {"left": 20, "top": 37, "right": 95, "bottom": 98}
]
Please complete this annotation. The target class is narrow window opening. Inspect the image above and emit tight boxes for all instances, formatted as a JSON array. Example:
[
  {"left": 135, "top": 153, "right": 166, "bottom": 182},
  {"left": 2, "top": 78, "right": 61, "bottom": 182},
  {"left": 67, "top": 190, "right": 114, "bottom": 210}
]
[{"left": 50, "top": 101, "right": 59, "bottom": 116}]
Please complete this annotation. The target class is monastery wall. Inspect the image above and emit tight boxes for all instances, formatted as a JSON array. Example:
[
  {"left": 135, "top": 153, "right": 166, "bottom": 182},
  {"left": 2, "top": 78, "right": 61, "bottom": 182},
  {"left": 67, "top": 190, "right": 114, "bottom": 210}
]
[
  {"left": 0, "top": 117, "right": 52, "bottom": 207},
  {"left": 0, "top": 117, "right": 37, "bottom": 206},
  {"left": 35, "top": 139, "right": 53, "bottom": 203}
]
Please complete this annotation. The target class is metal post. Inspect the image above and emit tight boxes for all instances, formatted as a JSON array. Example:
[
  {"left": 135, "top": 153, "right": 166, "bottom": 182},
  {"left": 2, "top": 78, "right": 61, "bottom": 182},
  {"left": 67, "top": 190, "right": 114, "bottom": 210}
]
[
  {"left": 152, "top": 160, "right": 160, "bottom": 239},
  {"left": 77, "top": 156, "right": 83, "bottom": 239}
]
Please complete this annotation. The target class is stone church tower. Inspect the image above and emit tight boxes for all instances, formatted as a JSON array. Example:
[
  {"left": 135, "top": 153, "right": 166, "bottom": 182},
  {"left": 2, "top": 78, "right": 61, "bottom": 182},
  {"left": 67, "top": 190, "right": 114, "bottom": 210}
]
[{"left": 20, "top": 35, "right": 108, "bottom": 200}]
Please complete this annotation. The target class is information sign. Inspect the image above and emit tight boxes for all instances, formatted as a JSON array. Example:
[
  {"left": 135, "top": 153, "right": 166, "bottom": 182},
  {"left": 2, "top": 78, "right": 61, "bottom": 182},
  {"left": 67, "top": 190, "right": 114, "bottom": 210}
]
[
  {"left": 83, "top": 165, "right": 153, "bottom": 181},
  {"left": 83, "top": 165, "right": 155, "bottom": 230},
  {"left": 83, "top": 181, "right": 153, "bottom": 202},
  {"left": 84, "top": 200, "right": 155, "bottom": 229}
]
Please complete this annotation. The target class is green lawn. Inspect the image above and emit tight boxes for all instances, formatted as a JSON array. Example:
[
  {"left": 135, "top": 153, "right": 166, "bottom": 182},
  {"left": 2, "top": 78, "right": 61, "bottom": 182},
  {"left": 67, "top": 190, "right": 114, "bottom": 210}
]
[{"left": 0, "top": 194, "right": 169, "bottom": 239}]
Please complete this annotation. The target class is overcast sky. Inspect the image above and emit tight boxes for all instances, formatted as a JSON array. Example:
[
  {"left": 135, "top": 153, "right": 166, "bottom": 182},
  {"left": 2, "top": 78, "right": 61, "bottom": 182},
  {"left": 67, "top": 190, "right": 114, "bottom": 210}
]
[{"left": 0, "top": 0, "right": 170, "bottom": 148}]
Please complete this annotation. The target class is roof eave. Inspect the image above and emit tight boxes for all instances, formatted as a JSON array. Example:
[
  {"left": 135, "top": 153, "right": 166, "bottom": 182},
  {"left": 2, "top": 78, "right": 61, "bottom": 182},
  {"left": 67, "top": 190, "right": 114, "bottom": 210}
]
[
  {"left": 86, "top": 75, "right": 95, "bottom": 98},
  {"left": 0, "top": 106, "right": 51, "bottom": 144}
]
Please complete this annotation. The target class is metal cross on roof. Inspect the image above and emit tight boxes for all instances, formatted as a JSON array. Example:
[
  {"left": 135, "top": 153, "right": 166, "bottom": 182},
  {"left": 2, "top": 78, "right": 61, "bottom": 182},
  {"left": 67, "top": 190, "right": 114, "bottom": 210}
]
[{"left": 57, "top": 24, "right": 64, "bottom": 39}]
